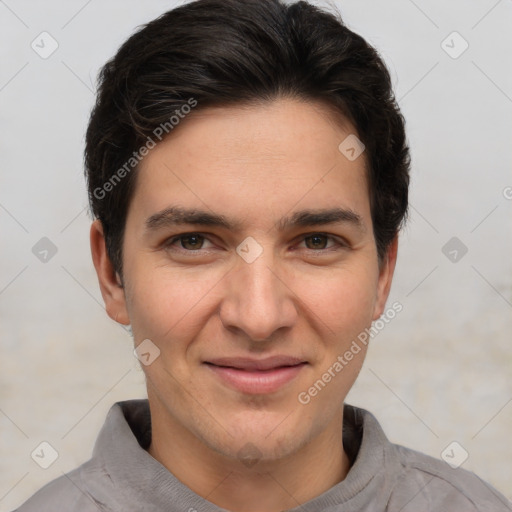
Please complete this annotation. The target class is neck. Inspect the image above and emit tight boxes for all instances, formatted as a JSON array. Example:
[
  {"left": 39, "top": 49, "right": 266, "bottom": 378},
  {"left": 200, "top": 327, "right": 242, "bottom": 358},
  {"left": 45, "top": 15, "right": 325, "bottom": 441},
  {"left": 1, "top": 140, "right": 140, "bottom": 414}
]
[{"left": 147, "top": 398, "right": 351, "bottom": 512}]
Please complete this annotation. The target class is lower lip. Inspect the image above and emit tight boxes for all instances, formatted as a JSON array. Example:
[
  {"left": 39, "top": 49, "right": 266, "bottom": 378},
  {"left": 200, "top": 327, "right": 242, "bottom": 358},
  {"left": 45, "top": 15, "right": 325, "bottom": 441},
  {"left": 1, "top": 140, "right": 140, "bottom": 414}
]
[{"left": 205, "top": 363, "right": 307, "bottom": 394}]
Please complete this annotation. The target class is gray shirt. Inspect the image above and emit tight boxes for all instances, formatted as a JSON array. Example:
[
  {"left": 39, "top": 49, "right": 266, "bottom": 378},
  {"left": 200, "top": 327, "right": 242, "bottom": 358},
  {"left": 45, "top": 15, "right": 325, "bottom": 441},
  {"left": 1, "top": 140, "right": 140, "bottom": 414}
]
[{"left": 13, "top": 399, "right": 511, "bottom": 511}]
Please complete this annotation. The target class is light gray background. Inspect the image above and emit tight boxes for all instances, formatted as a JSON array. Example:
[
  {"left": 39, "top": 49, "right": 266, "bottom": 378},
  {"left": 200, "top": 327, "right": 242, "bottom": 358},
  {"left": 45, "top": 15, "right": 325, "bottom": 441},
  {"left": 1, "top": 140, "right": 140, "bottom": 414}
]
[{"left": 1, "top": 0, "right": 511, "bottom": 509}]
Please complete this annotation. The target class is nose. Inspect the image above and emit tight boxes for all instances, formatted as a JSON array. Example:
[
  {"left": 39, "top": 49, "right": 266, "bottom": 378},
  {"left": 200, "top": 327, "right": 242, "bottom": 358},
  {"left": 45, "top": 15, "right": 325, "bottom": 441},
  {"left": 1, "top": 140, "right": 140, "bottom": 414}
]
[{"left": 219, "top": 246, "right": 298, "bottom": 342}]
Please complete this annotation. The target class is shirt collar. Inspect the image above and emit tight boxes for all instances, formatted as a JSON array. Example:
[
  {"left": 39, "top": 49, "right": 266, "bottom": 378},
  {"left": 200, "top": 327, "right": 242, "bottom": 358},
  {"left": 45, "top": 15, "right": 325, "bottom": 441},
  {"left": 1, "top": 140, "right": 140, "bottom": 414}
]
[{"left": 85, "top": 399, "right": 397, "bottom": 511}]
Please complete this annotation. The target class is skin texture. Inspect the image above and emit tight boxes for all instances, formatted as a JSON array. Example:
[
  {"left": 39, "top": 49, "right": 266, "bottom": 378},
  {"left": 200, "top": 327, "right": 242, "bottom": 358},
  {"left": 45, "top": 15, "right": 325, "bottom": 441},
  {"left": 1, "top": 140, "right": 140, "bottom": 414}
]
[{"left": 91, "top": 98, "right": 398, "bottom": 512}]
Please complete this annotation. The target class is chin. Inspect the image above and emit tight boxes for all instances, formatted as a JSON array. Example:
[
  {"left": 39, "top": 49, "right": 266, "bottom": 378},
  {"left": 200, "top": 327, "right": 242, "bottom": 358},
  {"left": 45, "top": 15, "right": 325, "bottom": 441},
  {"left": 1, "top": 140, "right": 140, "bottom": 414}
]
[{"left": 202, "top": 410, "right": 315, "bottom": 465}]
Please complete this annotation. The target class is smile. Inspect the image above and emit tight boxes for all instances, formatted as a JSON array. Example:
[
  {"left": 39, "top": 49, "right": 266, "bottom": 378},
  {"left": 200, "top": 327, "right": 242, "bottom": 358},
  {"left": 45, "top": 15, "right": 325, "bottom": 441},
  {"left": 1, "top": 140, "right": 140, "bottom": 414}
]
[{"left": 204, "top": 357, "right": 308, "bottom": 394}]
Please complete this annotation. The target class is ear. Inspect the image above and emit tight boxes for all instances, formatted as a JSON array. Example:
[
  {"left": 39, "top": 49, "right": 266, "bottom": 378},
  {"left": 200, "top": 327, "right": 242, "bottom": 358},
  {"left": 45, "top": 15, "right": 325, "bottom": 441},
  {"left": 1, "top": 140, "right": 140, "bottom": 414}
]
[
  {"left": 90, "top": 219, "right": 130, "bottom": 325},
  {"left": 372, "top": 235, "right": 399, "bottom": 321}
]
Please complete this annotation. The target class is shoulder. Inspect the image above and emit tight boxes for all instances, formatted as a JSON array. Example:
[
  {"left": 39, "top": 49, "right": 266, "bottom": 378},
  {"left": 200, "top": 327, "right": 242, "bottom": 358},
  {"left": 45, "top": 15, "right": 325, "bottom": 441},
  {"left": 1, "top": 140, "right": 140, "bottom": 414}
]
[
  {"left": 13, "top": 400, "right": 152, "bottom": 512},
  {"left": 387, "top": 443, "right": 512, "bottom": 511},
  {"left": 348, "top": 405, "right": 511, "bottom": 511},
  {"left": 13, "top": 459, "right": 112, "bottom": 512}
]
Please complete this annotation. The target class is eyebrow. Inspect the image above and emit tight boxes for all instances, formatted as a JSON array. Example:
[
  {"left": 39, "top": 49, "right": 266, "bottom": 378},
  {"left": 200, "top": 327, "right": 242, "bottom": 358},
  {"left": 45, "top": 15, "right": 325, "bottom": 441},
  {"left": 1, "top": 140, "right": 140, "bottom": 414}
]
[{"left": 145, "top": 206, "right": 365, "bottom": 233}]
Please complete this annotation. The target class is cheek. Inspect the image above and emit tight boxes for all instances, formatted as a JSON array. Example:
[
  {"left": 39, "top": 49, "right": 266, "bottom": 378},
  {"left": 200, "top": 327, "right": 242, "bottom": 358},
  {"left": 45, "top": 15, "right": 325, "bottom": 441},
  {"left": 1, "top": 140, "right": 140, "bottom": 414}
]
[
  {"left": 125, "top": 263, "right": 222, "bottom": 344},
  {"left": 297, "top": 270, "right": 376, "bottom": 407},
  {"left": 294, "top": 264, "right": 379, "bottom": 338}
]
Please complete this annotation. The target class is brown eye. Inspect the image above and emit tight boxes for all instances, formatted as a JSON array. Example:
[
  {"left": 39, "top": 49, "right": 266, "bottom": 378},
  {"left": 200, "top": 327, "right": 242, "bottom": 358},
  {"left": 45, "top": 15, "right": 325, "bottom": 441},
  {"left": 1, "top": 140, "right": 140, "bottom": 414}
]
[
  {"left": 178, "top": 234, "right": 205, "bottom": 250},
  {"left": 165, "top": 233, "right": 214, "bottom": 252},
  {"left": 303, "top": 234, "right": 332, "bottom": 250}
]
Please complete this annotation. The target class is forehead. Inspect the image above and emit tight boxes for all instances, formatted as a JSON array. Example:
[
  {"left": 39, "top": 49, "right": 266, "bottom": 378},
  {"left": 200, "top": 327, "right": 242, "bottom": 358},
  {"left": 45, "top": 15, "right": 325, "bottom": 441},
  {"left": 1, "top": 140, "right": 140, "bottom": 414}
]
[{"left": 129, "top": 98, "right": 371, "bottom": 229}]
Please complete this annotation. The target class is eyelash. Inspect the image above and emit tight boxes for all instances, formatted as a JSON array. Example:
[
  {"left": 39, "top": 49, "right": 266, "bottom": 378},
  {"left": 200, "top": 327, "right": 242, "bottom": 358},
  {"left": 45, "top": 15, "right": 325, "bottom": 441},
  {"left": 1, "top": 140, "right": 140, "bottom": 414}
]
[{"left": 163, "top": 232, "right": 347, "bottom": 254}]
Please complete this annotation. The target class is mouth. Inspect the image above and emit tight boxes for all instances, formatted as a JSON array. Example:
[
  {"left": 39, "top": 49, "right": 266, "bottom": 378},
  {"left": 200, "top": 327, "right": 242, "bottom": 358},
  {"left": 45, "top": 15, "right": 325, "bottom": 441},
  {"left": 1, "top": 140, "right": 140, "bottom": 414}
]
[{"left": 203, "top": 356, "right": 308, "bottom": 394}]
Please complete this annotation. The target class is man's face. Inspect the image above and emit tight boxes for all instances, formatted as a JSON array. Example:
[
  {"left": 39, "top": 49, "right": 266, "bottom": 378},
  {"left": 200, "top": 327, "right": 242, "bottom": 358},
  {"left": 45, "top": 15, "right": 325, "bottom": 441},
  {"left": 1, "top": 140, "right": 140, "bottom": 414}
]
[{"left": 108, "top": 98, "right": 395, "bottom": 463}]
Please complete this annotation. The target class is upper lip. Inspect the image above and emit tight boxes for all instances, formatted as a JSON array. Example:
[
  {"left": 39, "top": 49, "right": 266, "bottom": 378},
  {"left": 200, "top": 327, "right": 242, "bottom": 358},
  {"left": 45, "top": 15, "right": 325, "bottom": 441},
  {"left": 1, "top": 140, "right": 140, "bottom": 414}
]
[{"left": 205, "top": 356, "right": 307, "bottom": 371}]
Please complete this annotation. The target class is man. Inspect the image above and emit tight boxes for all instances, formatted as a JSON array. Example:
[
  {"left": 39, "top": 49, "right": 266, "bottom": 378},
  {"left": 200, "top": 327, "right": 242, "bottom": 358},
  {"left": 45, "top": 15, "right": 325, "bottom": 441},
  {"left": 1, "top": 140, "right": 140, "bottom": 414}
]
[{"left": 14, "top": 0, "right": 510, "bottom": 510}]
